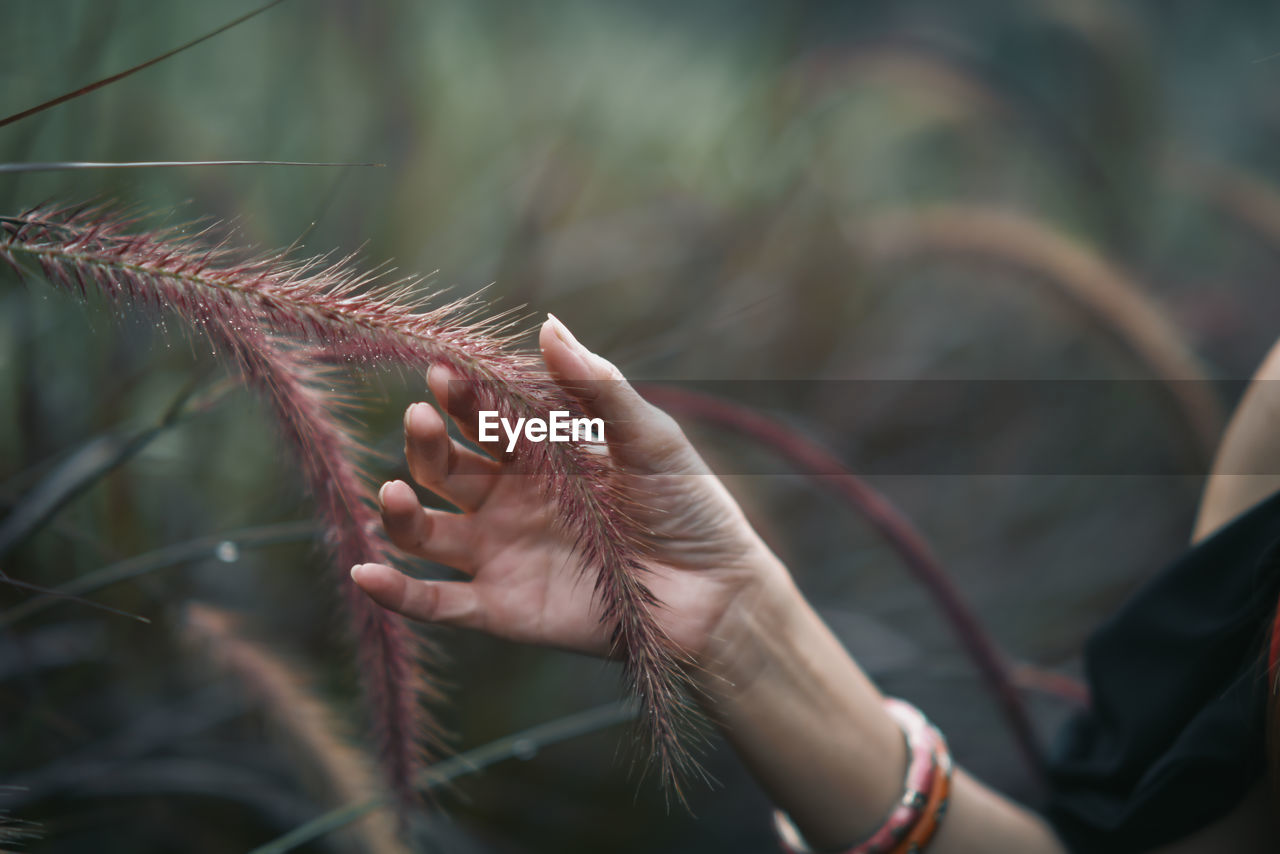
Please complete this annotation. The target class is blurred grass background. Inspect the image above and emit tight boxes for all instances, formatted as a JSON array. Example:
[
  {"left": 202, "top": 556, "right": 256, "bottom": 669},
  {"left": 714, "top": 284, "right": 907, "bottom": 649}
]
[{"left": 4, "top": 0, "right": 1280, "bottom": 850}]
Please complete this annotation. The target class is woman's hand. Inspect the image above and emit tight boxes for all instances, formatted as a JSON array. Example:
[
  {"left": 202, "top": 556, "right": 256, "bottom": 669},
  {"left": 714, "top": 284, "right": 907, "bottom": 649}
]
[
  {"left": 351, "top": 315, "right": 1073, "bottom": 853},
  {"left": 350, "top": 314, "right": 786, "bottom": 664}
]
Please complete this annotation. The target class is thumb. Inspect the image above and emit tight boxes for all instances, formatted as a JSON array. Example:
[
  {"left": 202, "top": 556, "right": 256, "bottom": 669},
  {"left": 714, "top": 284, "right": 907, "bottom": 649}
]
[{"left": 539, "top": 314, "right": 692, "bottom": 470}]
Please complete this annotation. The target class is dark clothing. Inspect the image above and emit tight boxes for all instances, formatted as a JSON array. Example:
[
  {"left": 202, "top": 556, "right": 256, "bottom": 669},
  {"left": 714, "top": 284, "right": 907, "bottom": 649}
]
[{"left": 1044, "top": 489, "right": 1280, "bottom": 852}]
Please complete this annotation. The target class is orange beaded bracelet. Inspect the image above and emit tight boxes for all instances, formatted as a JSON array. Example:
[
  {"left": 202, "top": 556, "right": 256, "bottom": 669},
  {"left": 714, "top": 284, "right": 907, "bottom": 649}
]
[
  {"left": 888, "top": 727, "right": 953, "bottom": 854},
  {"left": 772, "top": 698, "right": 952, "bottom": 854}
]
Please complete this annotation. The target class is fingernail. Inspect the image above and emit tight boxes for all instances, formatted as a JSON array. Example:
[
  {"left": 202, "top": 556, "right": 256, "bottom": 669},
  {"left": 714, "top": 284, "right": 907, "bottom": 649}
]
[
  {"left": 350, "top": 564, "right": 366, "bottom": 582},
  {"left": 405, "top": 402, "right": 429, "bottom": 432},
  {"left": 547, "top": 313, "right": 584, "bottom": 351},
  {"left": 377, "top": 481, "right": 391, "bottom": 506}
]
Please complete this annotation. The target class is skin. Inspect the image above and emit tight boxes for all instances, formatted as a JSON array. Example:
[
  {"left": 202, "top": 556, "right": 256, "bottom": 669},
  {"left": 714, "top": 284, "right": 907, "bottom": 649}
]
[{"left": 351, "top": 315, "right": 1279, "bottom": 852}]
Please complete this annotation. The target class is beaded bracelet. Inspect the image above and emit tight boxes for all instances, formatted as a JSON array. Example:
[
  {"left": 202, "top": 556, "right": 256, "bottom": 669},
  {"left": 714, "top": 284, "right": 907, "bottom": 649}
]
[
  {"left": 772, "top": 698, "right": 950, "bottom": 854},
  {"left": 888, "top": 722, "right": 953, "bottom": 854}
]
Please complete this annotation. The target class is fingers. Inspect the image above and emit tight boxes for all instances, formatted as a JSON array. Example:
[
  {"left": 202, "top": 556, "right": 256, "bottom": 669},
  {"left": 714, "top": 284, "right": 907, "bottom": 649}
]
[
  {"left": 539, "top": 314, "right": 693, "bottom": 470},
  {"left": 350, "top": 563, "right": 484, "bottom": 630},
  {"left": 424, "top": 364, "right": 483, "bottom": 446},
  {"left": 378, "top": 479, "right": 478, "bottom": 573},
  {"left": 413, "top": 315, "right": 696, "bottom": 473},
  {"left": 402, "top": 400, "right": 501, "bottom": 511}
]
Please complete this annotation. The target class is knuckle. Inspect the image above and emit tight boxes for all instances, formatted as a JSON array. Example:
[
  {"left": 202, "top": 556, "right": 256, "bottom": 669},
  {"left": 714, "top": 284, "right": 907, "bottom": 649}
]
[
  {"left": 410, "top": 532, "right": 433, "bottom": 558},
  {"left": 384, "top": 519, "right": 416, "bottom": 552},
  {"left": 640, "top": 417, "right": 695, "bottom": 467},
  {"left": 593, "top": 355, "right": 627, "bottom": 384},
  {"left": 643, "top": 434, "right": 690, "bottom": 468},
  {"left": 648, "top": 409, "right": 683, "bottom": 439},
  {"left": 441, "top": 385, "right": 476, "bottom": 417},
  {"left": 405, "top": 456, "right": 431, "bottom": 486},
  {"left": 406, "top": 447, "right": 446, "bottom": 485}
]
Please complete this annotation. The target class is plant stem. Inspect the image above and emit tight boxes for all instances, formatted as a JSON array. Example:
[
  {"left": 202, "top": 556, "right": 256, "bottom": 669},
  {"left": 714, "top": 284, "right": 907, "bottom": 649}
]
[
  {"left": 0, "top": 520, "right": 317, "bottom": 627},
  {"left": 247, "top": 700, "right": 639, "bottom": 854},
  {"left": 641, "top": 384, "right": 1056, "bottom": 785}
]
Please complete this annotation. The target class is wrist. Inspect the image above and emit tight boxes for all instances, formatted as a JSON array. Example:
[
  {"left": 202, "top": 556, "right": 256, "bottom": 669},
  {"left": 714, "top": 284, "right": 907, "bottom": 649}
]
[
  {"left": 689, "top": 553, "right": 811, "bottom": 707},
  {"left": 685, "top": 554, "right": 910, "bottom": 849}
]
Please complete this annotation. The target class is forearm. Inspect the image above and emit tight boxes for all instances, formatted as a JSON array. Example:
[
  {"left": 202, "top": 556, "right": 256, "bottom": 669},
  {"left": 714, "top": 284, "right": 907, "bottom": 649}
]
[
  {"left": 1194, "top": 337, "right": 1280, "bottom": 541},
  {"left": 695, "top": 561, "right": 1066, "bottom": 853}
]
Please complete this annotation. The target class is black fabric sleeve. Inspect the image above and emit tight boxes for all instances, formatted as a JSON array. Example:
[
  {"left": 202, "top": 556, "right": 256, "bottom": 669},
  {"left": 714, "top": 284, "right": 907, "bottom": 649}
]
[{"left": 1043, "top": 489, "right": 1280, "bottom": 853}]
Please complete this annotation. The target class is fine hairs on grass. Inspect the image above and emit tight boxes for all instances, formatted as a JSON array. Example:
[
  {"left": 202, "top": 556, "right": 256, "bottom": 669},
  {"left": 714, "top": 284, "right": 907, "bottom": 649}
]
[
  {"left": 0, "top": 203, "right": 703, "bottom": 804},
  {"left": 2, "top": 204, "right": 434, "bottom": 804},
  {"left": 182, "top": 603, "right": 407, "bottom": 854}
]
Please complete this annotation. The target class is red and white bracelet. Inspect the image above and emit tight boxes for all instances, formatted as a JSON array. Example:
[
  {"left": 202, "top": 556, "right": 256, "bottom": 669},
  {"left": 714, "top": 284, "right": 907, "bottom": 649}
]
[
  {"left": 895, "top": 726, "right": 953, "bottom": 854},
  {"left": 772, "top": 698, "right": 951, "bottom": 854}
]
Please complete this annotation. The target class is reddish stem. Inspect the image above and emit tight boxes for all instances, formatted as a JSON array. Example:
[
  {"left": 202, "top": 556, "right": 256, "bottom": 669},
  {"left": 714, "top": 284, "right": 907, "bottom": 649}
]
[{"left": 641, "top": 384, "right": 1086, "bottom": 785}]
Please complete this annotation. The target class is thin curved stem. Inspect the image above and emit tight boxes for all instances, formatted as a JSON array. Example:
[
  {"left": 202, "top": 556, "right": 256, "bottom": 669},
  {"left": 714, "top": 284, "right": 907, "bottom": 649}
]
[
  {"left": 0, "top": 0, "right": 292, "bottom": 129},
  {"left": 0, "top": 521, "right": 317, "bottom": 627},
  {"left": 247, "top": 700, "right": 639, "bottom": 854},
  {"left": 641, "top": 384, "right": 1062, "bottom": 785},
  {"left": 0, "top": 161, "right": 382, "bottom": 173}
]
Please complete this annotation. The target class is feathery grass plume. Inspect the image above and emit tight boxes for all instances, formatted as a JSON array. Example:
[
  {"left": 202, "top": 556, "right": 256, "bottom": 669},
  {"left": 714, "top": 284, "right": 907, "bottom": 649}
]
[
  {"left": 0, "top": 203, "right": 704, "bottom": 802},
  {"left": 0, "top": 204, "right": 434, "bottom": 804},
  {"left": 847, "top": 206, "right": 1223, "bottom": 460},
  {"left": 182, "top": 603, "right": 408, "bottom": 854}
]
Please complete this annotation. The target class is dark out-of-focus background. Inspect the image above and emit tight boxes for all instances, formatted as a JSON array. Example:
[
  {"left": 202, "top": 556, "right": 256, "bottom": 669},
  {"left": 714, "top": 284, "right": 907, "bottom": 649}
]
[{"left": 4, "top": 1, "right": 1280, "bottom": 851}]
